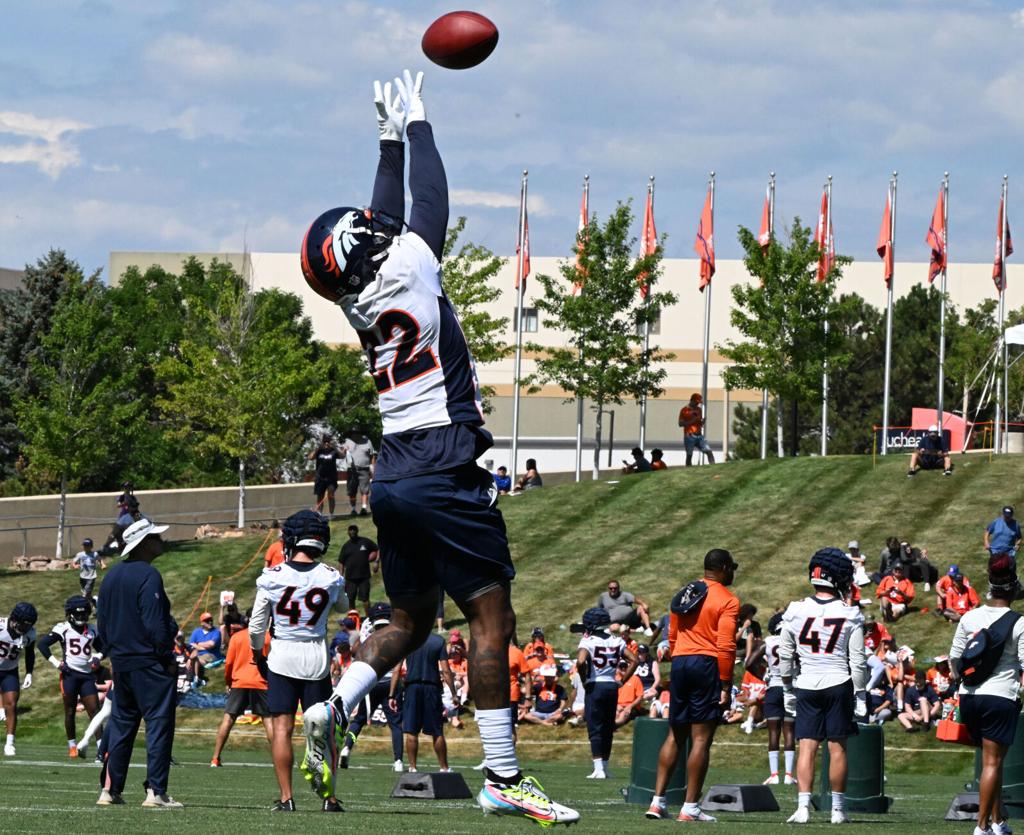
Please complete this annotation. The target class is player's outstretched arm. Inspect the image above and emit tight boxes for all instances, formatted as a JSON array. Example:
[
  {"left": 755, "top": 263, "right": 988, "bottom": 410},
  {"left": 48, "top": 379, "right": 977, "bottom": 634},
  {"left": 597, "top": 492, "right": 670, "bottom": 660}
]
[
  {"left": 397, "top": 70, "right": 448, "bottom": 261},
  {"left": 371, "top": 78, "right": 406, "bottom": 222}
]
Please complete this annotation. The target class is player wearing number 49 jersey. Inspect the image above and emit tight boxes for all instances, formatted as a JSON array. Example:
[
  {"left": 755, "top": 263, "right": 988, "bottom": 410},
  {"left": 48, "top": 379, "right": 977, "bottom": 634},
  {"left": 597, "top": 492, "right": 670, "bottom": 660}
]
[
  {"left": 779, "top": 548, "right": 868, "bottom": 825},
  {"left": 249, "top": 510, "right": 349, "bottom": 813}
]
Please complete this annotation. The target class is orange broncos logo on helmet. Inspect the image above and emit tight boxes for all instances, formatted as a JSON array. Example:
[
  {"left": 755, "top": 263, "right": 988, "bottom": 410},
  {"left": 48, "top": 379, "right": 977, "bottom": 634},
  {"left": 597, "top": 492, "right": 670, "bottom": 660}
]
[{"left": 321, "top": 236, "right": 342, "bottom": 277}]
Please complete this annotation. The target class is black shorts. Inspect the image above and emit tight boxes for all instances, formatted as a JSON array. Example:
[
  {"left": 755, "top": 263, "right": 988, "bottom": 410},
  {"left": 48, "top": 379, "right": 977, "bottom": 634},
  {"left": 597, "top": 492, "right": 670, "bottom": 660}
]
[
  {"left": 402, "top": 683, "right": 444, "bottom": 736},
  {"left": 764, "top": 685, "right": 792, "bottom": 721},
  {"left": 668, "top": 655, "right": 720, "bottom": 725},
  {"left": 371, "top": 464, "right": 515, "bottom": 603},
  {"left": 795, "top": 680, "right": 858, "bottom": 741},
  {"left": 225, "top": 686, "right": 269, "bottom": 718},
  {"left": 0, "top": 670, "right": 18, "bottom": 693},
  {"left": 345, "top": 577, "right": 371, "bottom": 603},
  {"left": 960, "top": 694, "right": 1020, "bottom": 747},
  {"left": 905, "top": 685, "right": 940, "bottom": 708},
  {"left": 346, "top": 469, "right": 358, "bottom": 499},
  {"left": 60, "top": 670, "right": 98, "bottom": 701},
  {"left": 918, "top": 452, "right": 945, "bottom": 470},
  {"left": 266, "top": 669, "right": 331, "bottom": 716},
  {"left": 314, "top": 478, "right": 338, "bottom": 500}
]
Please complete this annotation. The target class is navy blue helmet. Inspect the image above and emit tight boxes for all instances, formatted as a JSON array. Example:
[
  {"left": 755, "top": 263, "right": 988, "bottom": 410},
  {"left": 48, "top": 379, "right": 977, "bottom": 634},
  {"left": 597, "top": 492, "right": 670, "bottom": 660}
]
[
  {"left": 8, "top": 602, "right": 37, "bottom": 636},
  {"left": 580, "top": 607, "right": 612, "bottom": 634},
  {"left": 64, "top": 595, "right": 92, "bottom": 627},
  {"left": 809, "top": 547, "right": 854, "bottom": 596},
  {"left": 282, "top": 510, "right": 330, "bottom": 558}
]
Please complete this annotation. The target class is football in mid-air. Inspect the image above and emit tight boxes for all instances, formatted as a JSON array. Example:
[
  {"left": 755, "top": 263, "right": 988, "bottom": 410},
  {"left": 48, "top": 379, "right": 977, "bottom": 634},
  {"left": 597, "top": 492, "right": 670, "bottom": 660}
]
[{"left": 421, "top": 11, "right": 499, "bottom": 70}]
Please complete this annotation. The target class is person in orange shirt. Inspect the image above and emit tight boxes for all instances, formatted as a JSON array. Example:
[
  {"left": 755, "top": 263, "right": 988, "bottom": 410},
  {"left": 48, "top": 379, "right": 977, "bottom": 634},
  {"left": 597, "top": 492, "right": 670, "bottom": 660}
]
[
  {"left": 210, "top": 621, "right": 272, "bottom": 766},
  {"left": 647, "top": 549, "right": 739, "bottom": 823},
  {"left": 678, "top": 393, "right": 715, "bottom": 466},
  {"left": 876, "top": 562, "right": 914, "bottom": 622},
  {"left": 264, "top": 528, "right": 285, "bottom": 569},
  {"left": 940, "top": 571, "right": 980, "bottom": 622},
  {"left": 650, "top": 448, "right": 668, "bottom": 470},
  {"left": 508, "top": 640, "right": 531, "bottom": 721},
  {"left": 934, "top": 564, "right": 970, "bottom": 612},
  {"left": 448, "top": 642, "right": 469, "bottom": 704},
  {"left": 524, "top": 627, "right": 554, "bottom": 662},
  {"left": 615, "top": 662, "right": 646, "bottom": 727}
]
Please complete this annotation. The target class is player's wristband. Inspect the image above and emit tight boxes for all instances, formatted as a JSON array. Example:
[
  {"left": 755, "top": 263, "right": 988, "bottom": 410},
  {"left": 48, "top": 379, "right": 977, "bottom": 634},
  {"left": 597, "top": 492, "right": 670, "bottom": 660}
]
[{"left": 48, "top": 656, "right": 61, "bottom": 669}]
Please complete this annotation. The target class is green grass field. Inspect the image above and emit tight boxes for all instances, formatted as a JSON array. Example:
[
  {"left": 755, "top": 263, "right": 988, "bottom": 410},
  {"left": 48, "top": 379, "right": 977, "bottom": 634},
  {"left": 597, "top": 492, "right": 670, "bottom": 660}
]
[{"left": 1, "top": 453, "right": 1021, "bottom": 830}]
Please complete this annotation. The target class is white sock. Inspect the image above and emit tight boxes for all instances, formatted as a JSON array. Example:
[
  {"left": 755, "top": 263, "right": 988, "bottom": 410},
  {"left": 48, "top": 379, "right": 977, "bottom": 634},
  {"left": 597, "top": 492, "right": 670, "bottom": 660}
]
[
  {"left": 477, "top": 708, "right": 519, "bottom": 781},
  {"left": 784, "top": 749, "right": 795, "bottom": 773},
  {"left": 332, "top": 661, "right": 378, "bottom": 715},
  {"left": 768, "top": 750, "right": 779, "bottom": 773},
  {"left": 68, "top": 739, "right": 76, "bottom": 748},
  {"left": 5, "top": 734, "right": 13, "bottom": 745},
  {"left": 593, "top": 757, "right": 603, "bottom": 772},
  {"left": 682, "top": 801, "right": 701, "bottom": 814},
  {"left": 652, "top": 794, "right": 666, "bottom": 808},
  {"left": 798, "top": 791, "right": 811, "bottom": 809},
  {"left": 832, "top": 791, "right": 845, "bottom": 812}
]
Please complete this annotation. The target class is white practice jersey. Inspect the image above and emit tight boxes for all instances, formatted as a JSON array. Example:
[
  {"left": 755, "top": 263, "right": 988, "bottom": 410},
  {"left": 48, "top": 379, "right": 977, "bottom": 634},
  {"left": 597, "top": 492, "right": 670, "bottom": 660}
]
[
  {"left": 780, "top": 596, "right": 867, "bottom": 691},
  {"left": 48, "top": 622, "right": 98, "bottom": 674},
  {"left": 578, "top": 632, "right": 626, "bottom": 686},
  {"left": 763, "top": 633, "right": 785, "bottom": 688},
  {"left": 0, "top": 618, "right": 36, "bottom": 672},
  {"left": 341, "top": 232, "right": 484, "bottom": 436},
  {"left": 251, "top": 561, "right": 347, "bottom": 680}
]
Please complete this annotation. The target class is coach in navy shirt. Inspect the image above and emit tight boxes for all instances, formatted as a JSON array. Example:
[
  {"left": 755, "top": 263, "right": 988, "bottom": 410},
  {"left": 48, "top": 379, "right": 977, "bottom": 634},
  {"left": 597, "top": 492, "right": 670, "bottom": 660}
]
[
  {"left": 96, "top": 518, "right": 182, "bottom": 808},
  {"left": 393, "top": 632, "right": 456, "bottom": 772}
]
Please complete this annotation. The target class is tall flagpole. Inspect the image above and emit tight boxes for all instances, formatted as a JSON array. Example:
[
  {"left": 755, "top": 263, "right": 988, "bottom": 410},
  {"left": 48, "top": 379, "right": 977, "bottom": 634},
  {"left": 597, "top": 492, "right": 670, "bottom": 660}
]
[
  {"left": 575, "top": 174, "right": 589, "bottom": 483},
  {"left": 937, "top": 173, "right": 949, "bottom": 432},
  {"left": 821, "top": 176, "right": 832, "bottom": 457},
  {"left": 1004, "top": 176, "right": 1011, "bottom": 453},
  {"left": 995, "top": 175, "right": 1009, "bottom": 454},
  {"left": 639, "top": 175, "right": 654, "bottom": 451},
  {"left": 760, "top": 172, "right": 775, "bottom": 460},
  {"left": 881, "top": 173, "right": 898, "bottom": 455},
  {"left": 700, "top": 172, "right": 715, "bottom": 462},
  {"left": 510, "top": 170, "right": 528, "bottom": 484}
]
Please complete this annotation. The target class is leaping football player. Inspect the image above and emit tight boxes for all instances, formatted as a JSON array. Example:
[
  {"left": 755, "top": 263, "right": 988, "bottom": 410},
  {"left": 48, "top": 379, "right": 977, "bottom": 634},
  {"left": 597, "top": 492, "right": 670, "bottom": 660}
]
[
  {"left": 0, "top": 602, "right": 37, "bottom": 757},
  {"left": 248, "top": 510, "right": 349, "bottom": 812},
  {"left": 298, "top": 69, "right": 578, "bottom": 826},
  {"left": 38, "top": 596, "right": 105, "bottom": 758},
  {"left": 779, "top": 548, "right": 868, "bottom": 825}
]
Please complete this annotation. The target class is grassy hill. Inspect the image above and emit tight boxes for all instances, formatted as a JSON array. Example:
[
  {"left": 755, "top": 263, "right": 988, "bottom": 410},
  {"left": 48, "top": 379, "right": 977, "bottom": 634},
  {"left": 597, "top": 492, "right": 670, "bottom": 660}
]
[{"left": 3, "top": 452, "right": 1022, "bottom": 744}]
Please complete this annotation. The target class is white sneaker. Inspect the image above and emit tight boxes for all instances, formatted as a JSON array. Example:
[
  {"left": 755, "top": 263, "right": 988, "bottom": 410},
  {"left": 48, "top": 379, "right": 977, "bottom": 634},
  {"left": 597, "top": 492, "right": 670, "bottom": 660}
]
[
  {"left": 96, "top": 789, "right": 124, "bottom": 806},
  {"left": 645, "top": 802, "right": 669, "bottom": 820},
  {"left": 677, "top": 807, "right": 717, "bottom": 822},
  {"left": 975, "top": 827, "right": 995, "bottom": 835},
  {"left": 788, "top": 806, "right": 811, "bottom": 824},
  {"left": 785, "top": 773, "right": 798, "bottom": 785},
  {"left": 763, "top": 772, "right": 780, "bottom": 785},
  {"left": 993, "top": 822, "right": 1013, "bottom": 835},
  {"left": 393, "top": 759, "right": 403, "bottom": 772},
  {"left": 742, "top": 719, "right": 754, "bottom": 735},
  {"left": 0, "top": 708, "right": 5, "bottom": 721},
  {"left": 3, "top": 743, "right": 14, "bottom": 757},
  {"left": 831, "top": 809, "right": 849, "bottom": 824},
  {"left": 142, "top": 789, "right": 183, "bottom": 808},
  {"left": 585, "top": 770, "right": 607, "bottom": 779},
  {"left": 408, "top": 767, "right": 418, "bottom": 773},
  {"left": 924, "top": 582, "right": 931, "bottom": 592},
  {"left": 644, "top": 627, "right": 654, "bottom": 637}
]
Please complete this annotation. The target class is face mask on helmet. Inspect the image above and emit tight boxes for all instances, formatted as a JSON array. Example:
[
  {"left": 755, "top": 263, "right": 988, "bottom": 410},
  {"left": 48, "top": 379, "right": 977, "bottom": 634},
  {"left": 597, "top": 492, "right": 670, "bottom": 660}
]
[
  {"left": 8, "top": 602, "right": 37, "bottom": 637},
  {"left": 65, "top": 596, "right": 92, "bottom": 627}
]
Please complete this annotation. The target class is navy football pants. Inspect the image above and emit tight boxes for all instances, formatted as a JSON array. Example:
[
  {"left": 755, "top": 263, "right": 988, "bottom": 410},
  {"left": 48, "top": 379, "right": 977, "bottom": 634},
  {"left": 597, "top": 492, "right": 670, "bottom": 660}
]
[
  {"left": 100, "top": 663, "right": 176, "bottom": 795},
  {"left": 585, "top": 683, "right": 618, "bottom": 759}
]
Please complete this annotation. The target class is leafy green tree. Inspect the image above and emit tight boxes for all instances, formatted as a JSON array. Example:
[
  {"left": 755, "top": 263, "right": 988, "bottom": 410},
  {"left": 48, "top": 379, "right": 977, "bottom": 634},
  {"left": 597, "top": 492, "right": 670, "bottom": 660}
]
[
  {"left": 16, "top": 267, "right": 139, "bottom": 555},
  {"left": 526, "top": 201, "right": 676, "bottom": 478},
  {"left": 720, "top": 219, "right": 854, "bottom": 455},
  {"left": 441, "top": 217, "right": 510, "bottom": 412}
]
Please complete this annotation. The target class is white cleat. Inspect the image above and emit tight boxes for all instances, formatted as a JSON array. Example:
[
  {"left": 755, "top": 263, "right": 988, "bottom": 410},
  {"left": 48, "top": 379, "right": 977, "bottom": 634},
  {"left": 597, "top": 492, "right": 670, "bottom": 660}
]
[
  {"left": 585, "top": 770, "right": 607, "bottom": 779},
  {"left": 645, "top": 802, "right": 669, "bottom": 820},
  {"left": 788, "top": 806, "right": 811, "bottom": 824},
  {"left": 763, "top": 772, "right": 780, "bottom": 785},
  {"left": 142, "top": 789, "right": 183, "bottom": 808},
  {"left": 393, "top": 759, "right": 403, "bottom": 772},
  {"left": 676, "top": 808, "right": 717, "bottom": 822},
  {"left": 3, "top": 743, "right": 14, "bottom": 757},
  {"left": 784, "top": 773, "right": 798, "bottom": 785},
  {"left": 96, "top": 789, "right": 124, "bottom": 806},
  {"left": 478, "top": 776, "right": 580, "bottom": 826},
  {"left": 993, "top": 823, "right": 1013, "bottom": 835},
  {"left": 974, "top": 827, "right": 995, "bottom": 835},
  {"left": 831, "top": 809, "right": 849, "bottom": 824}
]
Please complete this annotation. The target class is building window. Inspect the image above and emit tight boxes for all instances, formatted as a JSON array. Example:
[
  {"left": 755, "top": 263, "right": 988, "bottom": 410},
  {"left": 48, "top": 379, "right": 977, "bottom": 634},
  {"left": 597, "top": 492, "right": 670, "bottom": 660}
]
[
  {"left": 636, "top": 311, "right": 661, "bottom": 336},
  {"left": 513, "top": 306, "right": 538, "bottom": 333}
]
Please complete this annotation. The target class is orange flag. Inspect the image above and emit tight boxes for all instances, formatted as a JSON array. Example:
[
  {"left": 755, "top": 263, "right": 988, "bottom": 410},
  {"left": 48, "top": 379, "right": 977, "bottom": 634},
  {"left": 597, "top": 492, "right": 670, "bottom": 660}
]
[
  {"left": 757, "top": 185, "right": 771, "bottom": 253},
  {"left": 572, "top": 179, "right": 588, "bottom": 296},
  {"left": 993, "top": 196, "right": 1013, "bottom": 292},
  {"left": 925, "top": 187, "right": 946, "bottom": 284},
  {"left": 694, "top": 187, "right": 715, "bottom": 291},
  {"left": 638, "top": 186, "right": 657, "bottom": 299},
  {"left": 515, "top": 204, "right": 530, "bottom": 291},
  {"left": 877, "top": 187, "right": 894, "bottom": 288},
  {"left": 814, "top": 189, "right": 833, "bottom": 282}
]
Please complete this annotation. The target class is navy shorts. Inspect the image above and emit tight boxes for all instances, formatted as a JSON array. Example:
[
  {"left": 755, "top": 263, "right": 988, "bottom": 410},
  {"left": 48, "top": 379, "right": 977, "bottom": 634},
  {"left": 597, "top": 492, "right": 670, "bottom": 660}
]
[
  {"left": 960, "top": 694, "right": 1020, "bottom": 747},
  {"left": 402, "top": 683, "right": 444, "bottom": 736},
  {"left": 0, "top": 669, "right": 19, "bottom": 693},
  {"left": 266, "top": 669, "right": 331, "bottom": 716},
  {"left": 61, "top": 670, "right": 98, "bottom": 701},
  {"left": 764, "top": 685, "right": 792, "bottom": 721},
  {"left": 371, "top": 464, "right": 515, "bottom": 603},
  {"left": 795, "top": 680, "right": 858, "bottom": 741},
  {"left": 668, "top": 655, "right": 720, "bottom": 725},
  {"left": 905, "top": 685, "right": 939, "bottom": 708}
]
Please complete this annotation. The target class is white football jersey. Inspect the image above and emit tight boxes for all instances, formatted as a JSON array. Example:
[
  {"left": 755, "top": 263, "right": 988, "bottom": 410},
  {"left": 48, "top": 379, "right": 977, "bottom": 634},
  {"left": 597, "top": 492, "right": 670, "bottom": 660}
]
[
  {"left": 0, "top": 618, "right": 36, "bottom": 672},
  {"left": 578, "top": 633, "right": 626, "bottom": 686},
  {"left": 256, "top": 562, "right": 345, "bottom": 642},
  {"left": 340, "top": 232, "right": 484, "bottom": 435},
  {"left": 48, "top": 622, "right": 98, "bottom": 674},
  {"left": 764, "top": 633, "right": 785, "bottom": 688},
  {"left": 780, "top": 596, "right": 867, "bottom": 690}
]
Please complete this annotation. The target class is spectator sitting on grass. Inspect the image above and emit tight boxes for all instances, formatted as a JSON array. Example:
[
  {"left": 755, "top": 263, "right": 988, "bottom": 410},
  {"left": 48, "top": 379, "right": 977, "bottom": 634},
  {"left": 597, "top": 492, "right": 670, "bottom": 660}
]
[
  {"left": 898, "top": 670, "right": 937, "bottom": 731},
  {"left": 514, "top": 459, "right": 543, "bottom": 492},
  {"left": 566, "top": 663, "right": 586, "bottom": 726},
  {"left": 738, "top": 663, "right": 768, "bottom": 735},
  {"left": 935, "top": 564, "right": 970, "bottom": 613},
  {"left": 890, "top": 645, "right": 917, "bottom": 713},
  {"left": 846, "top": 540, "right": 871, "bottom": 588},
  {"left": 940, "top": 570, "right": 980, "bottom": 623},
  {"left": 866, "top": 680, "right": 895, "bottom": 725},
  {"left": 634, "top": 644, "right": 661, "bottom": 699},
  {"left": 736, "top": 604, "right": 763, "bottom": 667},
  {"left": 907, "top": 424, "right": 952, "bottom": 477},
  {"left": 614, "top": 661, "right": 645, "bottom": 728},
  {"left": 524, "top": 627, "right": 554, "bottom": 662},
  {"left": 877, "top": 562, "right": 915, "bottom": 622},
  {"left": 187, "top": 612, "right": 223, "bottom": 686},
  {"left": 874, "top": 536, "right": 902, "bottom": 583},
  {"left": 648, "top": 685, "right": 670, "bottom": 719},
  {"left": 598, "top": 580, "right": 654, "bottom": 636},
  {"left": 927, "top": 655, "right": 955, "bottom": 700},
  {"left": 622, "top": 447, "right": 653, "bottom": 474},
  {"left": 492, "top": 466, "right": 512, "bottom": 494},
  {"left": 650, "top": 448, "right": 668, "bottom": 470},
  {"left": 523, "top": 665, "right": 568, "bottom": 726},
  {"left": 447, "top": 641, "right": 469, "bottom": 704}
]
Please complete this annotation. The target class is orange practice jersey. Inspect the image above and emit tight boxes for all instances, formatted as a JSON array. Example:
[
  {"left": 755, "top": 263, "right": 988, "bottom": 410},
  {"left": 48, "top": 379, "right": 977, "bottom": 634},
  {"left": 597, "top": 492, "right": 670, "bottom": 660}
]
[
  {"left": 224, "top": 628, "right": 269, "bottom": 691},
  {"left": 669, "top": 578, "right": 739, "bottom": 681}
]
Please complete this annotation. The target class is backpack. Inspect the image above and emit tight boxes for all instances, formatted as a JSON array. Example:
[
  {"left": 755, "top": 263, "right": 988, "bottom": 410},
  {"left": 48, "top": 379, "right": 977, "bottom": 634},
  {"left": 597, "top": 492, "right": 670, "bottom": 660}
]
[
  {"left": 956, "top": 610, "right": 1022, "bottom": 686},
  {"left": 671, "top": 581, "right": 709, "bottom": 617}
]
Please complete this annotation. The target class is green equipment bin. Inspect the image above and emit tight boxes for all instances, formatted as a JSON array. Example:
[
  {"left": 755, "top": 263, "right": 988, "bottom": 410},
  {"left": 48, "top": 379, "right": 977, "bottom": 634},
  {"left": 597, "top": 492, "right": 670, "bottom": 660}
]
[
  {"left": 625, "top": 717, "right": 689, "bottom": 805},
  {"left": 813, "top": 723, "right": 891, "bottom": 812}
]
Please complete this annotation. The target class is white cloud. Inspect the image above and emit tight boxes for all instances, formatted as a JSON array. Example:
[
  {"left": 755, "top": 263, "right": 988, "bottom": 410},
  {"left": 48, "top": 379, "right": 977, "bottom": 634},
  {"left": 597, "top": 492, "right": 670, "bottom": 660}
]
[
  {"left": 145, "top": 33, "right": 319, "bottom": 86},
  {"left": 0, "top": 111, "right": 90, "bottom": 178},
  {"left": 451, "top": 188, "right": 552, "bottom": 215}
]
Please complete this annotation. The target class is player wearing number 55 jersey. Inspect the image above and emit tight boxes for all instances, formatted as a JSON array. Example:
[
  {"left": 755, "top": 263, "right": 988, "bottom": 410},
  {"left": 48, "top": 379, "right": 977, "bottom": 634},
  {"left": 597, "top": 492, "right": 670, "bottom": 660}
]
[
  {"left": 0, "top": 603, "right": 37, "bottom": 757},
  {"left": 779, "top": 548, "right": 867, "bottom": 825},
  {"left": 249, "top": 510, "right": 348, "bottom": 813}
]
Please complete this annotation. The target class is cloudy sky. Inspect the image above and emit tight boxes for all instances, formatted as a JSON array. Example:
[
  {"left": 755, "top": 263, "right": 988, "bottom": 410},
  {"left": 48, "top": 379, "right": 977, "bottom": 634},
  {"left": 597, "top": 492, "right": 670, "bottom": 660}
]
[{"left": 2, "top": 0, "right": 1023, "bottom": 279}]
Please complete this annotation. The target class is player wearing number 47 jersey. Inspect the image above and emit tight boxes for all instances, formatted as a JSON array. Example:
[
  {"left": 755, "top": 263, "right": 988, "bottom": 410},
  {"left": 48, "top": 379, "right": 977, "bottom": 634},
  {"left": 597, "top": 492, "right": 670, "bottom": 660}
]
[
  {"left": 779, "top": 548, "right": 868, "bottom": 825},
  {"left": 249, "top": 510, "right": 349, "bottom": 813}
]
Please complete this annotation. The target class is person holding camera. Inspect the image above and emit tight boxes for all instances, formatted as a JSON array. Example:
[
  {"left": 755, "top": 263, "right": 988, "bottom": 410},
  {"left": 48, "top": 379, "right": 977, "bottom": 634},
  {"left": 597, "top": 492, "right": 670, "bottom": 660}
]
[{"left": 622, "top": 447, "right": 653, "bottom": 474}]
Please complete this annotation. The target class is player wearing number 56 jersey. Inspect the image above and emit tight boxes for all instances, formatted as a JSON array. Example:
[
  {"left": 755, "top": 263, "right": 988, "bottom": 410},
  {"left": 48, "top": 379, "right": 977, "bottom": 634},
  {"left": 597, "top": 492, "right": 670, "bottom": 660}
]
[
  {"left": 249, "top": 510, "right": 348, "bottom": 812},
  {"left": 779, "top": 548, "right": 867, "bottom": 825}
]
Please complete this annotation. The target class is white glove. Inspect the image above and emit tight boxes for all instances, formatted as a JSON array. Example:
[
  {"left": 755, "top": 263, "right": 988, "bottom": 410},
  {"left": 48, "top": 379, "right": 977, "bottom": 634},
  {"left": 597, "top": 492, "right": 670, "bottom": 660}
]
[
  {"left": 394, "top": 69, "right": 425, "bottom": 125},
  {"left": 373, "top": 79, "right": 405, "bottom": 142},
  {"left": 21, "top": 673, "right": 32, "bottom": 689},
  {"left": 854, "top": 691, "right": 868, "bottom": 720},
  {"left": 783, "top": 687, "right": 797, "bottom": 718},
  {"left": 48, "top": 656, "right": 61, "bottom": 669}
]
